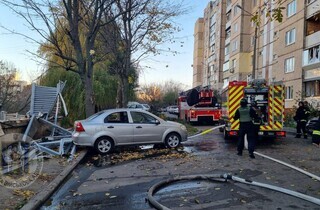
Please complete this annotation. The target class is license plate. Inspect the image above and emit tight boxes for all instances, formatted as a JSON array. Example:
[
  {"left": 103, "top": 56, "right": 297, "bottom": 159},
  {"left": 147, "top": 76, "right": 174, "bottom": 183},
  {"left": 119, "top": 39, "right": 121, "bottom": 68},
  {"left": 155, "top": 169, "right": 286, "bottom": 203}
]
[
  {"left": 258, "top": 132, "right": 264, "bottom": 135},
  {"left": 268, "top": 132, "right": 274, "bottom": 135}
]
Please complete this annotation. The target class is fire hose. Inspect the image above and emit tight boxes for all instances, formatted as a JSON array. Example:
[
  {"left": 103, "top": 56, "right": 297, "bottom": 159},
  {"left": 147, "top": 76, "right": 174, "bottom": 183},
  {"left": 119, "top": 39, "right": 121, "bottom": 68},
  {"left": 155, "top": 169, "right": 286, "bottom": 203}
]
[
  {"left": 147, "top": 173, "right": 320, "bottom": 210},
  {"left": 187, "top": 124, "right": 225, "bottom": 140},
  {"left": 148, "top": 125, "right": 320, "bottom": 209}
]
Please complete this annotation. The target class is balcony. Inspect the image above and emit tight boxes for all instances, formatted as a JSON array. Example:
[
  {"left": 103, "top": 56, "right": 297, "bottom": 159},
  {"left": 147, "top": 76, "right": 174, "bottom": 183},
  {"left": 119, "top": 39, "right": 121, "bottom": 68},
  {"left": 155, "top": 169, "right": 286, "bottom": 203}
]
[
  {"left": 303, "top": 45, "right": 320, "bottom": 70},
  {"left": 306, "top": 0, "right": 320, "bottom": 19},
  {"left": 305, "top": 31, "right": 320, "bottom": 49}
]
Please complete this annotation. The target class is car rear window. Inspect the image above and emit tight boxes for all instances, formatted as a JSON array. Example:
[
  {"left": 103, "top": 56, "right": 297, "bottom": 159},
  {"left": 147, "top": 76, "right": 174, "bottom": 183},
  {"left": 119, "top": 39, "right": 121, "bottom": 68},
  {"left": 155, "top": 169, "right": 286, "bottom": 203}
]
[{"left": 86, "top": 111, "right": 105, "bottom": 121}]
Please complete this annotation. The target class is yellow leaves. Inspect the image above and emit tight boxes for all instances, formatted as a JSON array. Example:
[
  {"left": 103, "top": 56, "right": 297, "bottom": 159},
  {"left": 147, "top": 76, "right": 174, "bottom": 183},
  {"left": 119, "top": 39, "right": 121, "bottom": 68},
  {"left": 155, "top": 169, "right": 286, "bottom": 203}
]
[
  {"left": 91, "top": 148, "right": 191, "bottom": 166},
  {"left": 13, "top": 189, "right": 35, "bottom": 200}
]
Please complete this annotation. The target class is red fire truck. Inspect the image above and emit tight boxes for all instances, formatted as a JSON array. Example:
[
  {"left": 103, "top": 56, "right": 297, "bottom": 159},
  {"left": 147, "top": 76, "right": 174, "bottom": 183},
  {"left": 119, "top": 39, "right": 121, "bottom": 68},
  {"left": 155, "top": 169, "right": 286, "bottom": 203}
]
[{"left": 178, "top": 86, "right": 221, "bottom": 124}]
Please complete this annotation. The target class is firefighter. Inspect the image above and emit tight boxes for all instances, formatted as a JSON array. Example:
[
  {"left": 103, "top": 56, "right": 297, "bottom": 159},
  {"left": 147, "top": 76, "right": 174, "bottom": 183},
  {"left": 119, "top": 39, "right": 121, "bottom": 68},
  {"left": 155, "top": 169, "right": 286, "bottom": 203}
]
[
  {"left": 311, "top": 113, "right": 320, "bottom": 147},
  {"left": 294, "top": 101, "right": 308, "bottom": 139},
  {"left": 233, "top": 98, "right": 256, "bottom": 159}
]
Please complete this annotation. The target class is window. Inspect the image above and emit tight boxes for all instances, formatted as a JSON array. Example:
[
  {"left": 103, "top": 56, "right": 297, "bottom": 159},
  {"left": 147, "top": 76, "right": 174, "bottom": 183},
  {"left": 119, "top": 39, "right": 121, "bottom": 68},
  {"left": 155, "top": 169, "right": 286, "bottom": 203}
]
[
  {"left": 234, "top": 23, "right": 238, "bottom": 33},
  {"left": 285, "top": 86, "right": 293, "bottom": 99},
  {"left": 285, "top": 28, "right": 296, "bottom": 45},
  {"left": 131, "top": 112, "right": 157, "bottom": 124},
  {"left": 285, "top": 57, "right": 295, "bottom": 73},
  {"left": 225, "top": 44, "right": 230, "bottom": 55},
  {"left": 105, "top": 112, "right": 129, "bottom": 123},
  {"left": 226, "top": 28, "right": 231, "bottom": 39},
  {"left": 234, "top": 5, "right": 239, "bottom": 16},
  {"left": 287, "top": 0, "right": 297, "bottom": 17},
  {"left": 223, "top": 78, "right": 229, "bottom": 88},
  {"left": 232, "top": 40, "right": 238, "bottom": 51},
  {"left": 223, "top": 61, "right": 230, "bottom": 71},
  {"left": 226, "top": 12, "right": 231, "bottom": 22}
]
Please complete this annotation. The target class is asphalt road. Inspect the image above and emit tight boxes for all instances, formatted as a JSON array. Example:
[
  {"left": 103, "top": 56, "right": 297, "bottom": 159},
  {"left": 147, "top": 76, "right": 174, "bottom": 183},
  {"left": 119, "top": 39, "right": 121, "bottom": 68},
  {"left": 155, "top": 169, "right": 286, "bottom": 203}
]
[{"left": 41, "top": 127, "right": 320, "bottom": 210}]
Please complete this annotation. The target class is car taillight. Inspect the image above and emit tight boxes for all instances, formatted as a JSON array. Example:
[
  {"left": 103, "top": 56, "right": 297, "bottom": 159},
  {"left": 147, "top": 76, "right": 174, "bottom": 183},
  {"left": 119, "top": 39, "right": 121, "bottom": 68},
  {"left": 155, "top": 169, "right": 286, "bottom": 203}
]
[{"left": 75, "top": 122, "right": 85, "bottom": 132}]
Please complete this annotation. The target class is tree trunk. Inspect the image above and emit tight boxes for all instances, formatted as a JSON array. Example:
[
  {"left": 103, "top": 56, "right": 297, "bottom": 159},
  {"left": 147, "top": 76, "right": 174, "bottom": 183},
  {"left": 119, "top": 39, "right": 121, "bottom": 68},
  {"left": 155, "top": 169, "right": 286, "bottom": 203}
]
[
  {"left": 84, "top": 75, "right": 95, "bottom": 117},
  {"left": 116, "top": 80, "right": 122, "bottom": 108},
  {"left": 121, "top": 76, "right": 128, "bottom": 108}
]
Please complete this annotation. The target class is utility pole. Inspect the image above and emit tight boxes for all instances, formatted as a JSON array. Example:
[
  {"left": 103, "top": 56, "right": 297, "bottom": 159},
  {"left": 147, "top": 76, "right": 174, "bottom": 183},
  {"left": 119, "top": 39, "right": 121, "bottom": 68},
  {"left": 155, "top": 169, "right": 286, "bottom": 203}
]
[{"left": 252, "top": 25, "right": 257, "bottom": 80}]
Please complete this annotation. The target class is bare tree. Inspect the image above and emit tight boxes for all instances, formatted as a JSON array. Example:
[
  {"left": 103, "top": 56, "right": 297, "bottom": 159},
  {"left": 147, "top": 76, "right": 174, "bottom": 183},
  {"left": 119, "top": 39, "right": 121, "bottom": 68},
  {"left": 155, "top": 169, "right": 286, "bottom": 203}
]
[
  {"left": 105, "top": 0, "right": 187, "bottom": 107},
  {"left": 1, "top": 0, "right": 117, "bottom": 117},
  {"left": 0, "top": 61, "right": 20, "bottom": 111}
]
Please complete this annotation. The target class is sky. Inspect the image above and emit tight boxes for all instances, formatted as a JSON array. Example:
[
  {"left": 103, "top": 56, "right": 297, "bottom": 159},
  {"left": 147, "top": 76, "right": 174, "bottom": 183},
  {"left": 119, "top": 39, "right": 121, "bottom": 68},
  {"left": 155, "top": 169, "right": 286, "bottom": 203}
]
[{"left": 0, "top": 0, "right": 210, "bottom": 88}]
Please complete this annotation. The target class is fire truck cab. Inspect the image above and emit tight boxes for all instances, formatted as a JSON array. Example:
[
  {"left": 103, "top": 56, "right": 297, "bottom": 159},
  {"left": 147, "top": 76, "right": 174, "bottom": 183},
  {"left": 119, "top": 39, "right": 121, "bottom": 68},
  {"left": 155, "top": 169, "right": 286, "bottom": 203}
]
[
  {"left": 220, "top": 79, "right": 286, "bottom": 140},
  {"left": 178, "top": 86, "right": 221, "bottom": 124}
]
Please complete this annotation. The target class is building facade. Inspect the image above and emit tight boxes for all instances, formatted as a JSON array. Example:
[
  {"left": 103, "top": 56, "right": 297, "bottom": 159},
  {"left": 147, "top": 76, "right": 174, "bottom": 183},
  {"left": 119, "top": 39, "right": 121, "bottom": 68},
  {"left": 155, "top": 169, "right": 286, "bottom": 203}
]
[{"left": 193, "top": 0, "right": 320, "bottom": 109}]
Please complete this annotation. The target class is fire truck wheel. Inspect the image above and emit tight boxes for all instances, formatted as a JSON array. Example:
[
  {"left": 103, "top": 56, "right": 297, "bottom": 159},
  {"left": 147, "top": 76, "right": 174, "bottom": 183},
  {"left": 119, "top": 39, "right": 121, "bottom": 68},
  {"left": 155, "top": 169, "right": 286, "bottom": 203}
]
[{"left": 165, "top": 133, "right": 181, "bottom": 148}]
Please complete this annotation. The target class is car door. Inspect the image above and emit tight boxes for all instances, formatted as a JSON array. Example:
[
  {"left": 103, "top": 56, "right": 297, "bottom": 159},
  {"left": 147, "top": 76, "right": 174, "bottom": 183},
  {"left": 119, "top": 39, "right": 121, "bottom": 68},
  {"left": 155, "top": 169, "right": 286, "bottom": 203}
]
[
  {"left": 130, "top": 111, "right": 165, "bottom": 144},
  {"left": 103, "top": 111, "right": 133, "bottom": 145}
]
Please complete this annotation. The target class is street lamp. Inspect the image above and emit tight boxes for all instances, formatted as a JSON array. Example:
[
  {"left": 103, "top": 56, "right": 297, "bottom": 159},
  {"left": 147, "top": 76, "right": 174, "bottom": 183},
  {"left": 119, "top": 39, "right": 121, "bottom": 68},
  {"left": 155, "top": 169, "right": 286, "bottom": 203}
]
[{"left": 236, "top": 5, "right": 257, "bottom": 81}]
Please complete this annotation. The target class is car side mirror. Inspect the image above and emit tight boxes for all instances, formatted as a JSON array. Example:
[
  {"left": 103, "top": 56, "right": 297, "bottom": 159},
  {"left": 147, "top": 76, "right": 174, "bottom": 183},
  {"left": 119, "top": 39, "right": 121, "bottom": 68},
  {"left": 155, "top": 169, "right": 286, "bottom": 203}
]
[{"left": 154, "top": 119, "right": 160, "bottom": 125}]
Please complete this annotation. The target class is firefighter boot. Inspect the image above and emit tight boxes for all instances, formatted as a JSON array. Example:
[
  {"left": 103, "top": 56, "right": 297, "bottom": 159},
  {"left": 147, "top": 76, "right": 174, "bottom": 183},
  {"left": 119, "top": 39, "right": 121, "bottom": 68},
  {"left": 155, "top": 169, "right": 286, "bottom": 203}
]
[
  {"left": 304, "top": 134, "right": 308, "bottom": 139},
  {"left": 295, "top": 134, "right": 301, "bottom": 138}
]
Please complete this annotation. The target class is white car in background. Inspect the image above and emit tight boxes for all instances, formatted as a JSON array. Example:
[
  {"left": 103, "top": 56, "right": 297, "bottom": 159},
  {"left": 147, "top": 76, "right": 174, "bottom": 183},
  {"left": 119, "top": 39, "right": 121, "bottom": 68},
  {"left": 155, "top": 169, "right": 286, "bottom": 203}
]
[
  {"left": 128, "top": 103, "right": 150, "bottom": 111},
  {"left": 167, "top": 106, "right": 179, "bottom": 114}
]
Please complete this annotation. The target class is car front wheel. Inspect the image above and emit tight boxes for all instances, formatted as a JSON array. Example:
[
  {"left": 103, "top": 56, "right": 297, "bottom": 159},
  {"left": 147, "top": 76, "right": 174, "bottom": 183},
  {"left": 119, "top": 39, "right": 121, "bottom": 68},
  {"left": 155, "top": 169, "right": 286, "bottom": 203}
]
[
  {"left": 165, "top": 133, "right": 181, "bottom": 148},
  {"left": 94, "top": 137, "right": 114, "bottom": 155}
]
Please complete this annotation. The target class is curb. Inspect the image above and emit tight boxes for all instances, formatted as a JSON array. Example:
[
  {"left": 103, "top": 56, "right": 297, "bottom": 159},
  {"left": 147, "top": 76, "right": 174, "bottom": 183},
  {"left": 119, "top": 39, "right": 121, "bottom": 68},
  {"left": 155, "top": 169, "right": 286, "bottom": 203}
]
[{"left": 21, "top": 150, "right": 88, "bottom": 210}]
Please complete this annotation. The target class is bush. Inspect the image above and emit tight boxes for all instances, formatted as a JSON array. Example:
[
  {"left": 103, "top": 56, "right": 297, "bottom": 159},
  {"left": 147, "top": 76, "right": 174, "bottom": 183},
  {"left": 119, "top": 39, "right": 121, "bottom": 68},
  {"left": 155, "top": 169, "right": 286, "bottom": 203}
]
[{"left": 284, "top": 108, "right": 296, "bottom": 128}]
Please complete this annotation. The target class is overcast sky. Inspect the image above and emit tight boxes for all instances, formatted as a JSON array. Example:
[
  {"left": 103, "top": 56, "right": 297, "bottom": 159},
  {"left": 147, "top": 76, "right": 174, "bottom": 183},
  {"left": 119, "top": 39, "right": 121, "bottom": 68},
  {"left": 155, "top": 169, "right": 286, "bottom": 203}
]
[{"left": 0, "top": 0, "right": 209, "bottom": 88}]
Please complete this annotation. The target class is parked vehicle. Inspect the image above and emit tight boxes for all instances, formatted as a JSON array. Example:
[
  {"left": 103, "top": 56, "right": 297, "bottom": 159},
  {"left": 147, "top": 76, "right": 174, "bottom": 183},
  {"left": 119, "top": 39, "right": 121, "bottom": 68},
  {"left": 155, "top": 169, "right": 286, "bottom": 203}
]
[
  {"left": 72, "top": 109, "right": 188, "bottom": 154},
  {"left": 178, "top": 86, "right": 221, "bottom": 124},
  {"left": 128, "top": 103, "right": 150, "bottom": 111},
  {"left": 220, "top": 79, "right": 286, "bottom": 140},
  {"left": 160, "top": 107, "right": 167, "bottom": 112},
  {"left": 167, "top": 106, "right": 179, "bottom": 114},
  {"left": 306, "top": 117, "right": 319, "bottom": 134}
]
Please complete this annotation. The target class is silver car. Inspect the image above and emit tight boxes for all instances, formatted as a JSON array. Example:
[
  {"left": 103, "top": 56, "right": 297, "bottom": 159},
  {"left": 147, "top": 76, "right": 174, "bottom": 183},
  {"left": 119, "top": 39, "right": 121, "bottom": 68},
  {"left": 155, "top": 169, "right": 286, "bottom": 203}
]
[{"left": 72, "top": 109, "right": 188, "bottom": 154}]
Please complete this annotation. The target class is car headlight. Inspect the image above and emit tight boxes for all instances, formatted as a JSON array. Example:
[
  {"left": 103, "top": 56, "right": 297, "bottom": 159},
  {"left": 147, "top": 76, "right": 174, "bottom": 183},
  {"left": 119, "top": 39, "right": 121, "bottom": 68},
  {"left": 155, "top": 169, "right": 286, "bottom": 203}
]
[{"left": 180, "top": 125, "right": 187, "bottom": 131}]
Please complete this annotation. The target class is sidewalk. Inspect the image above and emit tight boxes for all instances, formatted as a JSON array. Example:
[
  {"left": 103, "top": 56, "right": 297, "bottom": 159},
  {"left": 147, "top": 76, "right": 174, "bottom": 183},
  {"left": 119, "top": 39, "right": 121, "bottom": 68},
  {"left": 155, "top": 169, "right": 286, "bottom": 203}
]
[
  {"left": 0, "top": 150, "right": 87, "bottom": 210},
  {"left": 283, "top": 127, "right": 296, "bottom": 135}
]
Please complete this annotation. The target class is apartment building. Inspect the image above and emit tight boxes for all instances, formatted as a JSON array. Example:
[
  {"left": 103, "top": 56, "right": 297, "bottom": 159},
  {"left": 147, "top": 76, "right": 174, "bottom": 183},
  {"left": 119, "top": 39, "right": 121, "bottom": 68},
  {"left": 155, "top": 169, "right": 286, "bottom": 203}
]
[
  {"left": 193, "top": 0, "right": 320, "bottom": 109},
  {"left": 303, "top": 0, "right": 320, "bottom": 108}
]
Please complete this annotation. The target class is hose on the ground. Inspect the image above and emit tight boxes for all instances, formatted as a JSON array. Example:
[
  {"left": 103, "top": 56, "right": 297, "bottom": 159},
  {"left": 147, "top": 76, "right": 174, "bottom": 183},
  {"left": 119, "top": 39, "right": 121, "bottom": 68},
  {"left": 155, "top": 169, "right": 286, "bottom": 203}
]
[
  {"left": 148, "top": 173, "right": 320, "bottom": 210},
  {"left": 187, "top": 124, "right": 225, "bottom": 140},
  {"left": 147, "top": 174, "right": 227, "bottom": 210},
  {"left": 254, "top": 151, "right": 320, "bottom": 182}
]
